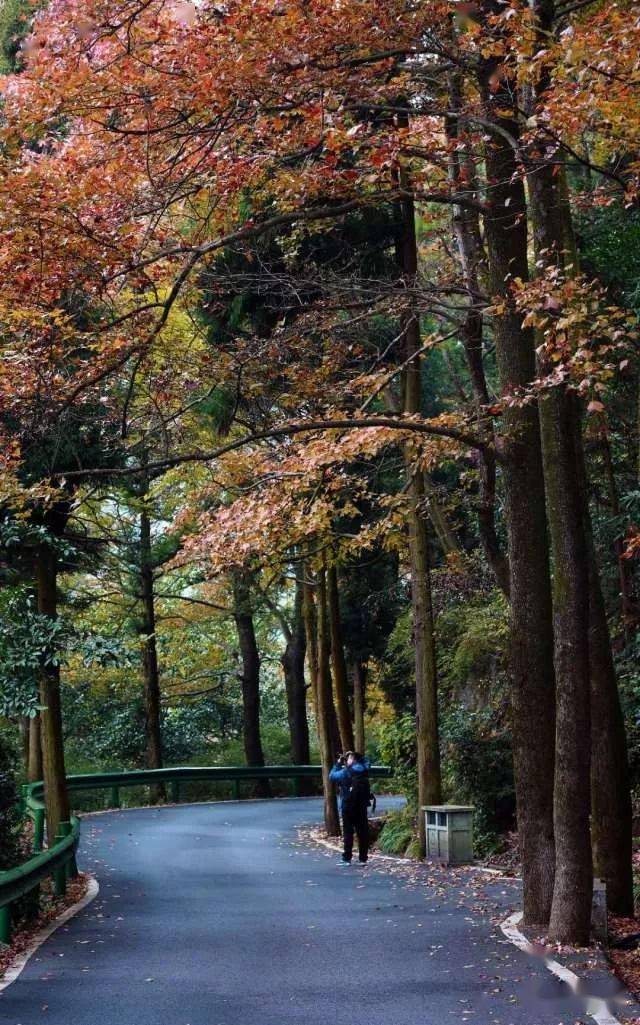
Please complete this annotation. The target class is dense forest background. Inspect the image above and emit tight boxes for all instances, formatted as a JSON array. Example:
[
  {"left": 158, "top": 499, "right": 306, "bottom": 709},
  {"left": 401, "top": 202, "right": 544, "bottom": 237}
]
[{"left": 0, "top": 0, "right": 638, "bottom": 947}]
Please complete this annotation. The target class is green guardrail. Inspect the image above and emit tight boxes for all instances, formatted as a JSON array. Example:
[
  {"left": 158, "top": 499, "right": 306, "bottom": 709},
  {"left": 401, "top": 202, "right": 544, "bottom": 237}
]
[{"left": 1, "top": 763, "right": 391, "bottom": 946}]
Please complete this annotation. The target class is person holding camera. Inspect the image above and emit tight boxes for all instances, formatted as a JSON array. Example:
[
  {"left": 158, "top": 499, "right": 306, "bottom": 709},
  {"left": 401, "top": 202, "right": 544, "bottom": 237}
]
[{"left": 329, "top": 751, "right": 370, "bottom": 866}]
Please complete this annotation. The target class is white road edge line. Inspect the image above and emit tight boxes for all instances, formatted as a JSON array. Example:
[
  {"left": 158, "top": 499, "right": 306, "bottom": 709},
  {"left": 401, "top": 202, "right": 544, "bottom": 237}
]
[
  {"left": 315, "top": 831, "right": 620, "bottom": 1024},
  {"left": 0, "top": 875, "right": 100, "bottom": 993},
  {"left": 500, "top": 910, "right": 622, "bottom": 1025}
]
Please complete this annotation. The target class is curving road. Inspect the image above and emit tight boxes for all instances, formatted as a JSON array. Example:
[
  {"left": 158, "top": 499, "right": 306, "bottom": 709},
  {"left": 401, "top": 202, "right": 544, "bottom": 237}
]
[{"left": 0, "top": 798, "right": 636, "bottom": 1025}]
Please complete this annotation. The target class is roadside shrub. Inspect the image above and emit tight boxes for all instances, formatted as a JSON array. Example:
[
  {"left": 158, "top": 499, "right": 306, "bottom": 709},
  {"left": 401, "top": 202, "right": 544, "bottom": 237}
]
[
  {"left": 377, "top": 806, "right": 414, "bottom": 856},
  {"left": 440, "top": 704, "right": 515, "bottom": 854}
]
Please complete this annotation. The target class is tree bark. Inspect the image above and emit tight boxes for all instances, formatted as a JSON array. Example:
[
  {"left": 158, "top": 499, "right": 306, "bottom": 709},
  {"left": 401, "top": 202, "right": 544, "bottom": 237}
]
[
  {"left": 446, "top": 69, "right": 510, "bottom": 598},
  {"left": 598, "top": 423, "right": 637, "bottom": 639},
  {"left": 524, "top": 22, "right": 592, "bottom": 936},
  {"left": 139, "top": 504, "right": 164, "bottom": 802},
  {"left": 27, "top": 714, "right": 43, "bottom": 784},
  {"left": 232, "top": 570, "right": 271, "bottom": 798},
  {"left": 539, "top": 389, "right": 592, "bottom": 944},
  {"left": 315, "top": 567, "right": 341, "bottom": 835},
  {"left": 281, "top": 575, "right": 311, "bottom": 766},
  {"left": 327, "top": 565, "right": 355, "bottom": 752},
  {"left": 423, "top": 475, "right": 461, "bottom": 559},
  {"left": 352, "top": 660, "right": 366, "bottom": 756},
  {"left": 477, "top": 34, "right": 557, "bottom": 926},
  {"left": 302, "top": 570, "right": 319, "bottom": 717},
  {"left": 35, "top": 541, "right": 70, "bottom": 844},
  {"left": 396, "top": 170, "right": 442, "bottom": 856},
  {"left": 576, "top": 415, "right": 634, "bottom": 915},
  {"left": 587, "top": 518, "right": 634, "bottom": 915}
]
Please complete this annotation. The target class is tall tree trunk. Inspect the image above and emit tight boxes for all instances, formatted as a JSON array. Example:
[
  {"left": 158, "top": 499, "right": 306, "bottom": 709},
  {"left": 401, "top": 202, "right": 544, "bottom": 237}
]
[
  {"left": 139, "top": 504, "right": 164, "bottom": 802},
  {"left": 27, "top": 714, "right": 43, "bottom": 784},
  {"left": 352, "top": 660, "right": 366, "bottom": 756},
  {"left": 598, "top": 423, "right": 637, "bottom": 639},
  {"left": 576, "top": 401, "right": 634, "bottom": 915},
  {"left": 35, "top": 541, "right": 70, "bottom": 844},
  {"left": 539, "top": 390, "right": 592, "bottom": 944},
  {"left": 477, "top": 34, "right": 556, "bottom": 925},
  {"left": 281, "top": 575, "right": 311, "bottom": 766},
  {"left": 396, "top": 174, "right": 442, "bottom": 856},
  {"left": 316, "top": 567, "right": 341, "bottom": 835},
  {"left": 232, "top": 570, "right": 271, "bottom": 799},
  {"left": 423, "top": 475, "right": 462, "bottom": 559},
  {"left": 302, "top": 570, "right": 319, "bottom": 717},
  {"left": 327, "top": 565, "right": 355, "bottom": 752},
  {"left": 586, "top": 509, "right": 634, "bottom": 914},
  {"left": 525, "top": 9, "right": 592, "bottom": 935},
  {"left": 446, "top": 70, "right": 510, "bottom": 598}
]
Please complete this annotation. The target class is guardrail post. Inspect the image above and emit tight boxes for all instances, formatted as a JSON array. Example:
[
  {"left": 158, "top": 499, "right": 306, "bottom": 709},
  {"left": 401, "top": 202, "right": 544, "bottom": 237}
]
[
  {"left": 60, "top": 821, "right": 79, "bottom": 879},
  {"left": 293, "top": 776, "right": 302, "bottom": 797},
  {"left": 233, "top": 780, "right": 241, "bottom": 800},
  {"left": 0, "top": 905, "right": 11, "bottom": 945},
  {"left": 110, "top": 785, "right": 121, "bottom": 809},
  {"left": 33, "top": 808, "right": 45, "bottom": 853},
  {"left": 170, "top": 781, "right": 180, "bottom": 803},
  {"left": 53, "top": 822, "right": 73, "bottom": 894}
]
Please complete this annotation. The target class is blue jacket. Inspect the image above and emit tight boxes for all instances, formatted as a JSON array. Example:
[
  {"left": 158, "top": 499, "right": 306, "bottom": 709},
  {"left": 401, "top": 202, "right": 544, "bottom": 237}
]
[{"left": 329, "top": 761, "right": 367, "bottom": 812}]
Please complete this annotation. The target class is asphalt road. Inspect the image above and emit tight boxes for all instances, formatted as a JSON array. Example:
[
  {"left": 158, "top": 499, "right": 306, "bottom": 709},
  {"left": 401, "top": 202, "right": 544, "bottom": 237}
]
[{"left": 0, "top": 798, "right": 635, "bottom": 1025}]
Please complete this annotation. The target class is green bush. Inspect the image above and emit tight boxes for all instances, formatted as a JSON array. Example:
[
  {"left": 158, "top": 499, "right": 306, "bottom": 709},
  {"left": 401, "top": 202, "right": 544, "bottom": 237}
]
[
  {"left": 376, "top": 713, "right": 417, "bottom": 802},
  {"left": 440, "top": 704, "right": 515, "bottom": 854},
  {"left": 377, "top": 806, "right": 415, "bottom": 856}
]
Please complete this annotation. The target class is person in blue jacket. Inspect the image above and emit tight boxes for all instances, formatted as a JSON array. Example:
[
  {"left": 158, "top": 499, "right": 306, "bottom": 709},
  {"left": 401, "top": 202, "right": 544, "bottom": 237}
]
[{"left": 329, "top": 751, "right": 370, "bottom": 865}]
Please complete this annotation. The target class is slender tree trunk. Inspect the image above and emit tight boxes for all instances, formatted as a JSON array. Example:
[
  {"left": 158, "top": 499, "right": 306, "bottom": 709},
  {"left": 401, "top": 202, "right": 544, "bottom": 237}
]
[
  {"left": 139, "top": 504, "right": 164, "bottom": 802},
  {"left": 396, "top": 174, "right": 442, "bottom": 855},
  {"left": 302, "top": 570, "right": 319, "bottom": 717},
  {"left": 316, "top": 567, "right": 341, "bottom": 835},
  {"left": 232, "top": 571, "right": 271, "bottom": 798},
  {"left": 577, "top": 417, "right": 634, "bottom": 915},
  {"left": 525, "top": 18, "right": 592, "bottom": 935},
  {"left": 352, "top": 661, "right": 366, "bottom": 756},
  {"left": 27, "top": 714, "right": 43, "bottom": 784},
  {"left": 539, "top": 390, "right": 592, "bottom": 944},
  {"left": 477, "top": 37, "right": 556, "bottom": 925},
  {"left": 327, "top": 565, "right": 355, "bottom": 752},
  {"left": 407, "top": 466, "right": 442, "bottom": 854},
  {"left": 35, "top": 541, "right": 70, "bottom": 844},
  {"left": 423, "top": 475, "right": 461, "bottom": 559},
  {"left": 586, "top": 518, "right": 634, "bottom": 914},
  {"left": 598, "top": 423, "right": 637, "bottom": 638},
  {"left": 446, "top": 70, "right": 510, "bottom": 598},
  {"left": 281, "top": 575, "right": 311, "bottom": 766}
]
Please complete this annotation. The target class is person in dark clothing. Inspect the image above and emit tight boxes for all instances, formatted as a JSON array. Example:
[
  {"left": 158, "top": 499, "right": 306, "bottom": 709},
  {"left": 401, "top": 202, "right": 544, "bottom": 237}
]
[{"left": 329, "top": 751, "right": 370, "bottom": 865}]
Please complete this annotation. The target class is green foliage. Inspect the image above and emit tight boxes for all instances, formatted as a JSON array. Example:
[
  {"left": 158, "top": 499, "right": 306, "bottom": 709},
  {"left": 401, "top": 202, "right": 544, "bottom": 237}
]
[
  {"left": 64, "top": 684, "right": 244, "bottom": 770},
  {"left": 0, "top": 0, "right": 33, "bottom": 72},
  {"left": 378, "top": 612, "right": 415, "bottom": 713},
  {"left": 437, "top": 592, "right": 510, "bottom": 695},
  {"left": 577, "top": 205, "right": 640, "bottom": 310},
  {"left": 616, "top": 636, "right": 640, "bottom": 795},
  {"left": 376, "top": 713, "right": 417, "bottom": 802},
  {"left": 377, "top": 806, "right": 415, "bottom": 856},
  {"left": 440, "top": 704, "right": 515, "bottom": 853},
  {"left": 0, "top": 590, "right": 67, "bottom": 717},
  {"left": 0, "top": 734, "right": 25, "bottom": 873}
]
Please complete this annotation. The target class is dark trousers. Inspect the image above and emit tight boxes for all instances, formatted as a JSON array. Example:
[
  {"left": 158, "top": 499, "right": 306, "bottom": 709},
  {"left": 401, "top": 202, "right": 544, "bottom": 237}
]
[{"left": 342, "top": 805, "right": 369, "bottom": 862}]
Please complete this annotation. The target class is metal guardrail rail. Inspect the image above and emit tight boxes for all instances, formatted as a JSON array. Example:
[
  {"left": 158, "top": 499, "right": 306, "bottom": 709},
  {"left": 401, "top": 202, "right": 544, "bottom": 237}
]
[{"left": 0, "top": 763, "right": 391, "bottom": 945}]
